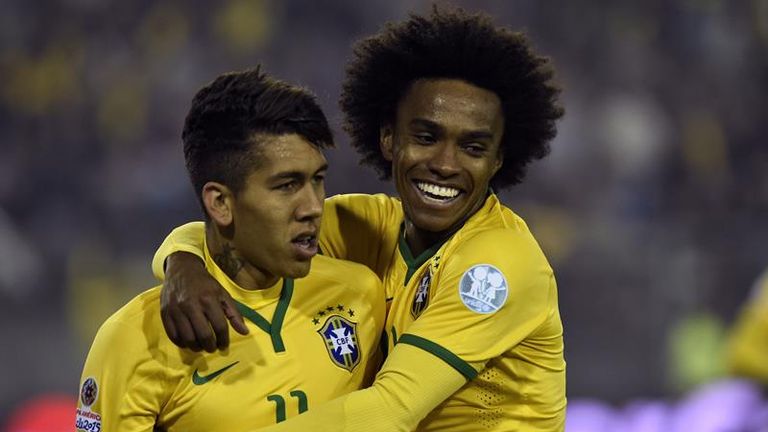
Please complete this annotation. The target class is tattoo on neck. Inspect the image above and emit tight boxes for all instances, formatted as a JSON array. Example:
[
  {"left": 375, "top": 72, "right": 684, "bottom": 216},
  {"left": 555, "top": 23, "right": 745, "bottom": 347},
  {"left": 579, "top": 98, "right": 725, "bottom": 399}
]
[{"left": 214, "top": 243, "right": 244, "bottom": 279}]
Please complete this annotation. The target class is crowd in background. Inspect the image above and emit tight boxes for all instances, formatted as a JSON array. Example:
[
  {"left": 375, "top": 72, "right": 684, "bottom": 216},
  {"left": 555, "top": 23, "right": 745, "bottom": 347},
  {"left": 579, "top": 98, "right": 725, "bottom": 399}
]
[{"left": 1, "top": 0, "right": 767, "bottom": 427}]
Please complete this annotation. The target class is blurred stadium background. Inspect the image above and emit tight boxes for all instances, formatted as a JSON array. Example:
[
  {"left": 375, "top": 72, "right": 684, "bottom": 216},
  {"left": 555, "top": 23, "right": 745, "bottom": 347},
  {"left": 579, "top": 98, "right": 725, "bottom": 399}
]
[{"left": 1, "top": 0, "right": 767, "bottom": 429}]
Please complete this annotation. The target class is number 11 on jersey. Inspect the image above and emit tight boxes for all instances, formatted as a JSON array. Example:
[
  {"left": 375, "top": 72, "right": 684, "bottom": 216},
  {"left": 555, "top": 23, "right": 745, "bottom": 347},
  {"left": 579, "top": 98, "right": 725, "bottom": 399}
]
[{"left": 267, "top": 390, "right": 308, "bottom": 423}]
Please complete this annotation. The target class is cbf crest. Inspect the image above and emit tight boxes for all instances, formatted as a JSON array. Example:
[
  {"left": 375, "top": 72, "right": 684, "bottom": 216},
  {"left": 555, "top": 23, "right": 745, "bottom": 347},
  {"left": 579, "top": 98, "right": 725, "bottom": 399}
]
[
  {"left": 411, "top": 268, "right": 432, "bottom": 318},
  {"left": 458, "top": 264, "right": 508, "bottom": 314},
  {"left": 317, "top": 313, "right": 361, "bottom": 372}
]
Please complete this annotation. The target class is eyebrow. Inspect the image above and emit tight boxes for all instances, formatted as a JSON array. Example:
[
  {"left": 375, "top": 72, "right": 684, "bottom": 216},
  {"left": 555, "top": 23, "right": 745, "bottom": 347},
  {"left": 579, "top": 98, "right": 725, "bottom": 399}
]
[
  {"left": 267, "top": 163, "right": 329, "bottom": 182},
  {"left": 409, "top": 118, "right": 495, "bottom": 140},
  {"left": 463, "top": 130, "right": 495, "bottom": 141},
  {"left": 409, "top": 118, "right": 442, "bottom": 131}
]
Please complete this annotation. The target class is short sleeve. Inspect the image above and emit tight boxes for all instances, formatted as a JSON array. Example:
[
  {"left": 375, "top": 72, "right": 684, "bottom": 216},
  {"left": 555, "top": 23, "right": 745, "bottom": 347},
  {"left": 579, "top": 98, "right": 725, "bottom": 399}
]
[
  {"left": 77, "top": 315, "right": 170, "bottom": 431},
  {"left": 400, "top": 229, "right": 556, "bottom": 375}
]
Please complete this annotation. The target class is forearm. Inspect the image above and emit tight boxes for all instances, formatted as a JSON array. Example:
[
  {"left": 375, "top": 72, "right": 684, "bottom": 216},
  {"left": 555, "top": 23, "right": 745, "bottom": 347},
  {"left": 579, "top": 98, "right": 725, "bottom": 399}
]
[{"left": 258, "top": 343, "right": 467, "bottom": 432}]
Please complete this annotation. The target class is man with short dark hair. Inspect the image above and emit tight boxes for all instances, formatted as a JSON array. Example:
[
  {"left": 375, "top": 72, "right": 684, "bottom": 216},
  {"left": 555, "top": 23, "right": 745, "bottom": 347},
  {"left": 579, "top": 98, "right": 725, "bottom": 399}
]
[{"left": 76, "top": 68, "right": 385, "bottom": 431}]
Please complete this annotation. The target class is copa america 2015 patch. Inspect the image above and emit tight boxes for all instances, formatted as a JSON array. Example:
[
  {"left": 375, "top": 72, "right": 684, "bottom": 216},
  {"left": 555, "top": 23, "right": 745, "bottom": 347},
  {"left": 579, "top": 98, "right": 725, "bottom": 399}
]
[
  {"left": 458, "top": 264, "right": 508, "bottom": 314},
  {"left": 76, "top": 377, "right": 102, "bottom": 432}
]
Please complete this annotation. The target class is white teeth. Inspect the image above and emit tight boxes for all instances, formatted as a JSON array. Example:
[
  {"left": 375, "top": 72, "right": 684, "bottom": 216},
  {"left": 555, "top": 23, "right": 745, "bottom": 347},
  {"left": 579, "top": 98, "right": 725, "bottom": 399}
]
[{"left": 416, "top": 182, "right": 460, "bottom": 199}]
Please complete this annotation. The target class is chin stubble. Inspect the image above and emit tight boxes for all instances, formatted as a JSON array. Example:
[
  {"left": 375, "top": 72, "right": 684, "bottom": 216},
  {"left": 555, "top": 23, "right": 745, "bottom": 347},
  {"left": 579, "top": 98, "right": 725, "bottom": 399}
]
[{"left": 213, "top": 243, "right": 245, "bottom": 279}]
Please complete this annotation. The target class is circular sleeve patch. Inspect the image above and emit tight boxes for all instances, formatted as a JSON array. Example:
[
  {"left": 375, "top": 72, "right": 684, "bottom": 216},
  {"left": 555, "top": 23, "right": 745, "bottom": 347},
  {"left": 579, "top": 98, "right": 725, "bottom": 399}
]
[
  {"left": 458, "top": 264, "right": 508, "bottom": 314},
  {"left": 80, "top": 377, "right": 98, "bottom": 407}
]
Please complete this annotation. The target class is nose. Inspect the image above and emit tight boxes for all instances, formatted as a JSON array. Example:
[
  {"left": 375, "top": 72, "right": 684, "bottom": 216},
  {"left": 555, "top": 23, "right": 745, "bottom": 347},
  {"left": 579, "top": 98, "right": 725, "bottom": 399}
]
[
  {"left": 296, "top": 183, "right": 324, "bottom": 222},
  {"left": 427, "top": 141, "right": 460, "bottom": 178}
]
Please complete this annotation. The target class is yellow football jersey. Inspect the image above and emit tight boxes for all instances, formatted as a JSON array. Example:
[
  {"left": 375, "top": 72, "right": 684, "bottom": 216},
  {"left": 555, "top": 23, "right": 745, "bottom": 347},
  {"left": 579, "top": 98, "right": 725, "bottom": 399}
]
[
  {"left": 320, "top": 193, "right": 566, "bottom": 431},
  {"left": 77, "top": 239, "right": 385, "bottom": 431},
  {"left": 726, "top": 269, "right": 768, "bottom": 384}
]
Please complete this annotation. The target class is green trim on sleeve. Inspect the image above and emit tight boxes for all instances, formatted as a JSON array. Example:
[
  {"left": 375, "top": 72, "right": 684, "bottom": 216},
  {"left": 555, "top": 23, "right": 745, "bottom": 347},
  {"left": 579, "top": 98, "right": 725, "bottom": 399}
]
[{"left": 398, "top": 334, "right": 478, "bottom": 380}]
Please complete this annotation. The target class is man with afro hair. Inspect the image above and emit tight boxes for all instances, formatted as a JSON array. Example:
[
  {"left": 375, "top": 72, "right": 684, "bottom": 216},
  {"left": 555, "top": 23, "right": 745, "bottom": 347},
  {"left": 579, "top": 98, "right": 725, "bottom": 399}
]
[{"left": 155, "top": 7, "right": 566, "bottom": 431}]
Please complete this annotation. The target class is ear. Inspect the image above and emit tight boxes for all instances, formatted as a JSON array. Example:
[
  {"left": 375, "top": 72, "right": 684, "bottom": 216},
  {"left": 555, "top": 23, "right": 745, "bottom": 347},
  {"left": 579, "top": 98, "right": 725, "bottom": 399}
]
[
  {"left": 379, "top": 125, "right": 394, "bottom": 162},
  {"left": 202, "top": 182, "right": 234, "bottom": 227}
]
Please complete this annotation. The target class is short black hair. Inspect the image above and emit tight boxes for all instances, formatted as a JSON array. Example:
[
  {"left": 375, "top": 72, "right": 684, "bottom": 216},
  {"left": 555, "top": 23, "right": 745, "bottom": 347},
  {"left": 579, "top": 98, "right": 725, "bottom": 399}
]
[
  {"left": 341, "top": 7, "right": 563, "bottom": 188},
  {"left": 183, "top": 67, "right": 333, "bottom": 209}
]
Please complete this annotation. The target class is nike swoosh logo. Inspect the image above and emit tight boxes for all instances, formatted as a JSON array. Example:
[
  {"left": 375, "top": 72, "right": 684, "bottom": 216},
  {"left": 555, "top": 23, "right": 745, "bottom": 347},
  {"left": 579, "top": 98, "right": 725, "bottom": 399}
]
[{"left": 192, "top": 361, "right": 239, "bottom": 385}]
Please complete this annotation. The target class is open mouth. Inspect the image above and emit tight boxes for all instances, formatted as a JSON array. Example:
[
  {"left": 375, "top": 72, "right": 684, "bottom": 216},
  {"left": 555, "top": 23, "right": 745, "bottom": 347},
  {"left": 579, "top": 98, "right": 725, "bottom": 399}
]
[
  {"left": 414, "top": 181, "right": 462, "bottom": 203},
  {"left": 291, "top": 234, "right": 318, "bottom": 259}
]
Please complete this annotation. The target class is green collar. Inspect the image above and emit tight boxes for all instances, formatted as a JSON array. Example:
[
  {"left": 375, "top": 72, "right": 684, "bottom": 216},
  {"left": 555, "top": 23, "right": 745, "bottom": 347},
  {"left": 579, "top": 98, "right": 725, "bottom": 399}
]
[{"left": 233, "top": 278, "right": 294, "bottom": 353}]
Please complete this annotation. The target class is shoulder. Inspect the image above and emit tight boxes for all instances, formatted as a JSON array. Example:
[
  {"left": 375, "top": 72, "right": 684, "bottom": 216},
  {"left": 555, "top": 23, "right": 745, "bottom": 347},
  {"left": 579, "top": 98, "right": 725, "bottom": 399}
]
[
  {"left": 452, "top": 226, "right": 551, "bottom": 273},
  {"left": 307, "top": 255, "right": 382, "bottom": 292},
  {"left": 441, "top": 226, "right": 554, "bottom": 310},
  {"left": 105, "top": 286, "right": 162, "bottom": 324},
  {"left": 95, "top": 286, "right": 164, "bottom": 347}
]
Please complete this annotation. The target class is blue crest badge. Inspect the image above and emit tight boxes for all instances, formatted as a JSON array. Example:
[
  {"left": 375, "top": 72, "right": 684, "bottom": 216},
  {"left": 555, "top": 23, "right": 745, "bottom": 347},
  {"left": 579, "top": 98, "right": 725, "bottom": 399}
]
[
  {"left": 318, "top": 315, "right": 361, "bottom": 372},
  {"left": 458, "top": 264, "right": 508, "bottom": 314}
]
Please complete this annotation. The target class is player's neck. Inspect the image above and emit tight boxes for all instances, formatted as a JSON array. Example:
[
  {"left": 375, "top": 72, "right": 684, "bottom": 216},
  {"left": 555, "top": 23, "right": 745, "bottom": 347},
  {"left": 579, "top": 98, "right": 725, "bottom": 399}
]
[
  {"left": 403, "top": 196, "right": 487, "bottom": 256},
  {"left": 403, "top": 221, "right": 453, "bottom": 258},
  {"left": 205, "top": 227, "right": 279, "bottom": 290}
]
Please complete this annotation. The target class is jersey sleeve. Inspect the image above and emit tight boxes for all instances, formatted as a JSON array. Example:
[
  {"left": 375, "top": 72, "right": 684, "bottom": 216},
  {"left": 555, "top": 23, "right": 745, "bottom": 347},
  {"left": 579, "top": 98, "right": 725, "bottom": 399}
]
[
  {"left": 318, "top": 194, "right": 395, "bottom": 268},
  {"left": 255, "top": 343, "right": 466, "bottom": 432},
  {"left": 151, "top": 221, "right": 206, "bottom": 281},
  {"left": 402, "top": 229, "right": 560, "bottom": 375},
  {"left": 77, "top": 316, "right": 171, "bottom": 431}
]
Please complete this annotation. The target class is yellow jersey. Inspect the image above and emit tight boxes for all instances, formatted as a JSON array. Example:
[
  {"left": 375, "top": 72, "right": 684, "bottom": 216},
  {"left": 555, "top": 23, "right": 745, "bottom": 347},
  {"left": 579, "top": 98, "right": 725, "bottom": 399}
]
[
  {"left": 151, "top": 193, "right": 566, "bottom": 431},
  {"left": 320, "top": 193, "right": 566, "bottom": 431},
  {"left": 727, "top": 269, "right": 768, "bottom": 384},
  {"left": 77, "top": 240, "right": 385, "bottom": 431}
]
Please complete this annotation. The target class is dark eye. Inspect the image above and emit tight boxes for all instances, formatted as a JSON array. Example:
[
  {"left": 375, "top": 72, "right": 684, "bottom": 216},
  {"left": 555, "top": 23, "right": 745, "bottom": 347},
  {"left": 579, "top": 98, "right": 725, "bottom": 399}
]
[
  {"left": 462, "top": 143, "right": 486, "bottom": 156},
  {"left": 275, "top": 180, "right": 299, "bottom": 191},
  {"left": 413, "top": 133, "right": 436, "bottom": 145},
  {"left": 312, "top": 173, "right": 326, "bottom": 185}
]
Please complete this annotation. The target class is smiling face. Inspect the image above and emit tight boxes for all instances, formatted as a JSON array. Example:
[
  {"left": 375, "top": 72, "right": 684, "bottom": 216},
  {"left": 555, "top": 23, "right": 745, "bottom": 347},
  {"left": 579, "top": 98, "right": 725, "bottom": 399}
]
[
  {"left": 381, "top": 79, "right": 504, "bottom": 247},
  {"left": 206, "top": 133, "right": 327, "bottom": 289}
]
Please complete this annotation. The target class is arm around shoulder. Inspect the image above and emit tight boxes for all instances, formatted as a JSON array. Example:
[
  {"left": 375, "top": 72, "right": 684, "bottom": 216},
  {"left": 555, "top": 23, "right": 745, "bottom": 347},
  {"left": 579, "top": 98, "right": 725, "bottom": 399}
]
[{"left": 151, "top": 221, "right": 206, "bottom": 280}]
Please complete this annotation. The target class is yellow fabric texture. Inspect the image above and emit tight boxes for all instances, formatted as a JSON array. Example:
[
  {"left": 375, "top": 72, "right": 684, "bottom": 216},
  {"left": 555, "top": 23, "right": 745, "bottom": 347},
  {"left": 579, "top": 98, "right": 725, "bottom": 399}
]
[
  {"left": 150, "top": 193, "right": 566, "bottom": 431},
  {"left": 321, "top": 193, "right": 566, "bottom": 431},
  {"left": 726, "top": 270, "right": 768, "bottom": 384},
  {"left": 257, "top": 343, "right": 467, "bottom": 432},
  {"left": 78, "top": 238, "right": 385, "bottom": 431}
]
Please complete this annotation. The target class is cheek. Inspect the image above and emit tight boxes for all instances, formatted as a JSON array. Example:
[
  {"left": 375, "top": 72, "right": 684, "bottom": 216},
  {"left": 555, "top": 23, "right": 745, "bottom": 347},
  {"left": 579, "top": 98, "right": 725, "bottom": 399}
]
[
  {"left": 236, "top": 204, "right": 284, "bottom": 238},
  {"left": 472, "top": 161, "right": 498, "bottom": 188},
  {"left": 395, "top": 145, "right": 423, "bottom": 170}
]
